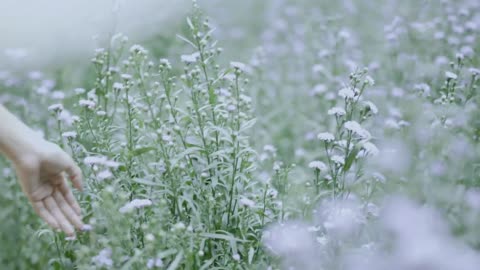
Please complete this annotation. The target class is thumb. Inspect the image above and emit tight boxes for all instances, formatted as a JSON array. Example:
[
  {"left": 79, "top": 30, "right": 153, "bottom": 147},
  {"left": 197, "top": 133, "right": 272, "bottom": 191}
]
[{"left": 57, "top": 152, "right": 83, "bottom": 192}]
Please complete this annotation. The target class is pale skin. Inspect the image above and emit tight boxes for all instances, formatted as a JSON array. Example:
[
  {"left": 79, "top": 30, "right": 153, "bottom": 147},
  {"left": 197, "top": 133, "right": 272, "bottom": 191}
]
[{"left": 0, "top": 105, "right": 83, "bottom": 236}]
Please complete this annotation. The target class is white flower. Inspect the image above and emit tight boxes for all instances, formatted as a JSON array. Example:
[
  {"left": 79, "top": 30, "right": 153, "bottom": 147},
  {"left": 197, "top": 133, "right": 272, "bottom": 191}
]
[
  {"left": 232, "top": 254, "right": 241, "bottom": 261},
  {"left": 130, "top": 44, "right": 148, "bottom": 55},
  {"left": 51, "top": 91, "right": 65, "bottom": 100},
  {"left": 317, "top": 132, "right": 335, "bottom": 142},
  {"left": 113, "top": 82, "right": 124, "bottom": 91},
  {"left": 82, "top": 224, "right": 93, "bottom": 231},
  {"left": 308, "top": 161, "right": 327, "bottom": 171},
  {"left": 328, "top": 107, "right": 346, "bottom": 116},
  {"left": 84, "top": 156, "right": 108, "bottom": 165},
  {"left": 92, "top": 248, "right": 113, "bottom": 267},
  {"left": 74, "top": 88, "right": 86, "bottom": 94},
  {"left": 361, "top": 142, "right": 379, "bottom": 156},
  {"left": 119, "top": 199, "right": 153, "bottom": 213},
  {"left": 344, "top": 121, "right": 371, "bottom": 139},
  {"left": 310, "top": 84, "right": 327, "bottom": 96},
  {"left": 79, "top": 99, "right": 96, "bottom": 109},
  {"left": 147, "top": 258, "right": 163, "bottom": 269},
  {"left": 62, "top": 131, "right": 77, "bottom": 139},
  {"left": 121, "top": 74, "right": 132, "bottom": 81},
  {"left": 469, "top": 68, "right": 480, "bottom": 76},
  {"left": 97, "top": 170, "right": 113, "bottom": 181},
  {"left": 445, "top": 71, "right": 458, "bottom": 80},
  {"left": 364, "top": 75, "right": 375, "bottom": 86},
  {"left": 331, "top": 155, "right": 345, "bottom": 165},
  {"left": 239, "top": 197, "right": 256, "bottom": 208},
  {"left": 181, "top": 52, "right": 199, "bottom": 63},
  {"left": 338, "top": 87, "right": 355, "bottom": 99},
  {"left": 230, "top": 61, "right": 249, "bottom": 72},
  {"left": 47, "top": 103, "right": 63, "bottom": 112},
  {"left": 362, "top": 101, "right": 378, "bottom": 114}
]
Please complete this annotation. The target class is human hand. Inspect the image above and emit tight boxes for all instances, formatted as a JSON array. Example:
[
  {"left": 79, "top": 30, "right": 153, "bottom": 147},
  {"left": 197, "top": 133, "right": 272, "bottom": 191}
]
[{"left": 13, "top": 139, "right": 84, "bottom": 236}]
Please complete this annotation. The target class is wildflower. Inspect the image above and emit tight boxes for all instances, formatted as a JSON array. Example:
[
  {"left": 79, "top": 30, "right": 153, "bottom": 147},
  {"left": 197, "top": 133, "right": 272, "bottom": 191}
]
[
  {"left": 181, "top": 52, "right": 199, "bottom": 64},
  {"left": 310, "top": 84, "right": 327, "bottom": 96},
  {"left": 119, "top": 199, "right": 153, "bottom": 213},
  {"left": 331, "top": 155, "right": 345, "bottom": 165},
  {"left": 240, "top": 197, "right": 256, "bottom": 208},
  {"left": 147, "top": 258, "right": 163, "bottom": 269},
  {"left": 364, "top": 75, "right": 375, "bottom": 86},
  {"left": 61, "top": 131, "right": 77, "bottom": 139},
  {"left": 121, "top": 74, "right": 132, "bottom": 81},
  {"left": 113, "top": 82, "right": 124, "bottom": 91},
  {"left": 344, "top": 121, "right": 371, "bottom": 139},
  {"left": 84, "top": 156, "right": 108, "bottom": 165},
  {"left": 230, "top": 61, "right": 249, "bottom": 73},
  {"left": 308, "top": 161, "right": 327, "bottom": 171},
  {"left": 469, "top": 68, "right": 480, "bottom": 76},
  {"left": 317, "top": 132, "right": 335, "bottom": 142},
  {"left": 338, "top": 87, "right": 355, "bottom": 99},
  {"left": 74, "top": 88, "right": 86, "bottom": 94},
  {"left": 92, "top": 248, "right": 113, "bottom": 267},
  {"left": 232, "top": 254, "right": 241, "bottom": 261},
  {"left": 172, "top": 222, "right": 186, "bottom": 231},
  {"left": 97, "top": 170, "right": 113, "bottom": 181},
  {"left": 328, "top": 107, "right": 346, "bottom": 116},
  {"left": 51, "top": 91, "right": 65, "bottom": 100},
  {"left": 362, "top": 101, "right": 378, "bottom": 114},
  {"left": 445, "top": 71, "right": 458, "bottom": 80},
  {"left": 361, "top": 142, "right": 379, "bottom": 156},
  {"left": 47, "top": 103, "right": 63, "bottom": 112},
  {"left": 79, "top": 99, "right": 96, "bottom": 109},
  {"left": 130, "top": 44, "right": 147, "bottom": 55}
]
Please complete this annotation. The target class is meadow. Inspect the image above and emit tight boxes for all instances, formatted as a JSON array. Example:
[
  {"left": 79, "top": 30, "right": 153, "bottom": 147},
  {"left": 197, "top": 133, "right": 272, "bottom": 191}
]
[{"left": 0, "top": 0, "right": 480, "bottom": 269}]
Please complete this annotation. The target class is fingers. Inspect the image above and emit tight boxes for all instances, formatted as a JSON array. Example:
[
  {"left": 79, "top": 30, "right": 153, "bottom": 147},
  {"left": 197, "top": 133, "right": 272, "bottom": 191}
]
[
  {"left": 53, "top": 191, "right": 84, "bottom": 230},
  {"left": 44, "top": 196, "right": 75, "bottom": 236},
  {"left": 32, "top": 201, "right": 59, "bottom": 230},
  {"left": 59, "top": 180, "right": 82, "bottom": 216},
  {"left": 62, "top": 154, "right": 84, "bottom": 192}
]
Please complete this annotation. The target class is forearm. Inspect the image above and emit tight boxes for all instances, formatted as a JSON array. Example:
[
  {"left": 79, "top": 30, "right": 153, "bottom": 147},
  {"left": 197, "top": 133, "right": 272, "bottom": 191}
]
[{"left": 0, "top": 105, "right": 41, "bottom": 162}]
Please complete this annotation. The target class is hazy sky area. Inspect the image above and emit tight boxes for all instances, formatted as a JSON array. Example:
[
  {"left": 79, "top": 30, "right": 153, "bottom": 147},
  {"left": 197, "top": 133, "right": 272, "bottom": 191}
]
[{"left": 0, "top": 0, "right": 188, "bottom": 68}]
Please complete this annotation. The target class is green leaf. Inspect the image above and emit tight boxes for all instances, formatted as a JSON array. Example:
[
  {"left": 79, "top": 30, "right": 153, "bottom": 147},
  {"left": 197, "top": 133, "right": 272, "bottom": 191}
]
[
  {"left": 167, "top": 250, "right": 184, "bottom": 270},
  {"left": 248, "top": 247, "right": 255, "bottom": 264},
  {"left": 132, "top": 146, "right": 156, "bottom": 156},
  {"left": 343, "top": 145, "right": 361, "bottom": 173}
]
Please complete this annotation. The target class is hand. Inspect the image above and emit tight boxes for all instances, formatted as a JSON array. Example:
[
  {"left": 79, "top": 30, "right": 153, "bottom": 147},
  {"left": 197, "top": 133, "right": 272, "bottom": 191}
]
[{"left": 13, "top": 139, "right": 84, "bottom": 236}]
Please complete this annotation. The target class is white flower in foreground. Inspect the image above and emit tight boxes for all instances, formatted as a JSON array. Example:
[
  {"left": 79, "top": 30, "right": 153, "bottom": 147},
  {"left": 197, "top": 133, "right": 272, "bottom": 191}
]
[
  {"left": 317, "top": 132, "right": 335, "bottom": 142},
  {"left": 47, "top": 103, "right": 63, "bottom": 112},
  {"left": 240, "top": 197, "right": 256, "bottom": 208},
  {"left": 61, "top": 131, "right": 77, "bottom": 139},
  {"left": 344, "top": 121, "right": 371, "bottom": 139},
  {"left": 79, "top": 99, "right": 96, "bottom": 109},
  {"left": 331, "top": 155, "right": 345, "bottom": 165},
  {"left": 362, "top": 101, "right": 378, "bottom": 114},
  {"left": 445, "top": 71, "right": 458, "bottom": 80},
  {"left": 308, "top": 161, "right": 327, "bottom": 171},
  {"left": 230, "top": 61, "right": 249, "bottom": 72},
  {"left": 338, "top": 87, "right": 355, "bottom": 99},
  {"left": 119, "top": 199, "right": 153, "bottom": 213},
  {"left": 232, "top": 254, "right": 241, "bottom": 261},
  {"left": 328, "top": 107, "right": 346, "bottom": 116},
  {"left": 469, "top": 68, "right": 480, "bottom": 76}
]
